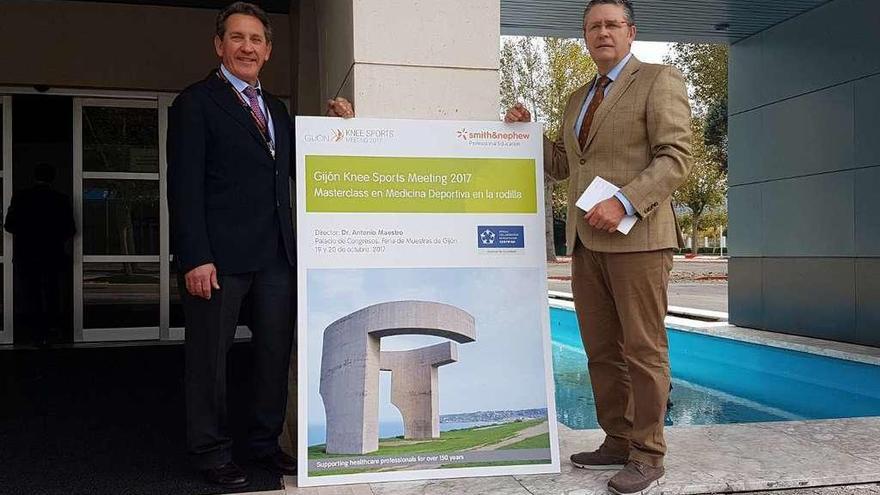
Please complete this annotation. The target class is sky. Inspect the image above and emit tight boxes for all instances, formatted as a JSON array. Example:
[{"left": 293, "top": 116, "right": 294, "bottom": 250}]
[
  {"left": 305, "top": 267, "right": 553, "bottom": 428},
  {"left": 501, "top": 36, "right": 672, "bottom": 65},
  {"left": 631, "top": 41, "right": 673, "bottom": 64}
]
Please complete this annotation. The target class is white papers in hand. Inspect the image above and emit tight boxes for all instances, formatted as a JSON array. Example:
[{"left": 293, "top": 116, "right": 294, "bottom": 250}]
[{"left": 575, "top": 176, "right": 638, "bottom": 235}]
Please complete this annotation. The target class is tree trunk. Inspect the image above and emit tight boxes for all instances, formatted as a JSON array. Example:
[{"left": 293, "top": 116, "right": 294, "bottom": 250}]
[
  {"left": 544, "top": 178, "right": 557, "bottom": 262},
  {"left": 691, "top": 213, "right": 701, "bottom": 255}
]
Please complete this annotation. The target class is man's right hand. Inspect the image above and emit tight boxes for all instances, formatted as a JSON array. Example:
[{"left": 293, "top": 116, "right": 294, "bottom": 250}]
[
  {"left": 504, "top": 102, "right": 532, "bottom": 123},
  {"left": 185, "top": 263, "right": 220, "bottom": 300}
]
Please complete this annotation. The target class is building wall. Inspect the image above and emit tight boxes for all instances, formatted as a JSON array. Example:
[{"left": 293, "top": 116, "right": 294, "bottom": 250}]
[
  {"left": 728, "top": 0, "right": 880, "bottom": 346},
  {"left": 307, "top": 0, "right": 500, "bottom": 120},
  {"left": 0, "top": 1, "right": 290, "bottom": 95}
]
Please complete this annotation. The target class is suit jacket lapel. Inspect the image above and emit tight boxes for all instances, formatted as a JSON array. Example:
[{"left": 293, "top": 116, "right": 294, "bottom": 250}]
[
  {"left": 585, "top": 57, "right": 641, "bottom": 149},
  {"left": 264, "top": 92, "right": 288, "bottom": 156},
  {"left": 263, "top": 91, "right": 290, "bottom": 163},
  {"left": 566, "top": 82, "right": 591, "bottom": 154},
  {"left": 205, "top": 72, "right": 274, "bottom": 159}
]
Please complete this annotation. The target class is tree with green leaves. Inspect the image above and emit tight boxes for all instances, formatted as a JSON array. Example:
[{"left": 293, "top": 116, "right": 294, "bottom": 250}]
[
  {"left": 500, "top": 36, "right": 596, "bottom": 260},
  {"left": 666, "top": 43, "right": 729, "bottom": 251},
  {"left": 666, "top": 43, "right": 728, "bottom": 170},
  {"left": 673, "top": 118, "right": 727, "bottom": 253}
]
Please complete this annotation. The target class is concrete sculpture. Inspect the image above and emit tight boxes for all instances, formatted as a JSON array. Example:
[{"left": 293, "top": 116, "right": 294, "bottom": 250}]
[
  {"left": 380, "top": 341, "right": 458, "bottom": 440},
  {"left": 320, "top": 301, "right": 476, "bottom": 454}
]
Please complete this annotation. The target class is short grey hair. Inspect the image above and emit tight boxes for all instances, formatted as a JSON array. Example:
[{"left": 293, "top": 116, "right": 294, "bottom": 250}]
[
  {"left": 216, "top": 2, "right": 273, "bottom": 43},
  {"left": 583, "top": 0, "right": 635, "bottom": 25}
]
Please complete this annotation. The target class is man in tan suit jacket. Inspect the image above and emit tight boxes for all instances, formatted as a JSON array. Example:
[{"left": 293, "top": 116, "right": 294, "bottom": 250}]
[{"left": 506, "top": 1, "right": 692, "bottom": 493}]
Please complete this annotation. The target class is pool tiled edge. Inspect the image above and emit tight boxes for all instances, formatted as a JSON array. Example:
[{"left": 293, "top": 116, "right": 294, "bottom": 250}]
[
  {"left": 548, "top": 297, "right": 880, "bottom": 367},
  {"left": 667, "top": 322, "right": 880, "bottom": 367}
]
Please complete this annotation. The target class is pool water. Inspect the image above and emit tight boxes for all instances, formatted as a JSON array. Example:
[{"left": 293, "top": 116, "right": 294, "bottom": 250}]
[{"left": 550, "top": 307, "right": 880, "bottom": 430}]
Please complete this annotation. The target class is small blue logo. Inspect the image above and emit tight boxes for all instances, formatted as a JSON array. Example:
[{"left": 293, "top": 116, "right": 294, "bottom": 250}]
[{"left": 477, "top": 226, "right": 524, "bottom": 249}]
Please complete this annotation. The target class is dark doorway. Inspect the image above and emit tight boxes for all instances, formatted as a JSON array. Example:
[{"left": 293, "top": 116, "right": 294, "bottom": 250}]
[{"left": 9, "top": 95, "right": 75, "bottom": 345}]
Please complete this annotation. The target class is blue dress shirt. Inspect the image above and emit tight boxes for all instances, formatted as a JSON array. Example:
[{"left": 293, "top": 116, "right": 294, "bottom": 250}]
[{"left": 574, "top": 53, "right": 636, "bottom": 216}]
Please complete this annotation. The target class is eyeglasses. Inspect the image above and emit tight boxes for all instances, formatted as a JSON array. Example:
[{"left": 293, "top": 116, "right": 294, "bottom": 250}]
[{"left": 585, "top": 20, "right": 632, "bottom": 34}]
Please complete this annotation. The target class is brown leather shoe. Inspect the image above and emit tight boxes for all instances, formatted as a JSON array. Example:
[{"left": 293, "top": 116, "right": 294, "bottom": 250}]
[
  {"left": 202, "top": 461, "right": 249, "bottom": 488},
  {"left": 569, "top": 447, "right": 628, "bottom": 470},
  {"left": 607, "top": 460, "right": 664, "bottom": 494}
]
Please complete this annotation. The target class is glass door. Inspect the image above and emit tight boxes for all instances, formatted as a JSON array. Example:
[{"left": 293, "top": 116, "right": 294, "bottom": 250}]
[{"left": 73, "top": 98, "right": 166, "bottom": 342}]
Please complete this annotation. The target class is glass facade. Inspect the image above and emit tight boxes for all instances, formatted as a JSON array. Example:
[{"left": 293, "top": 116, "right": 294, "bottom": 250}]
[
  {"left": 83, "top": 262, "right": 159, "bottom": 329},
  {"left": 82, "top": 179, "right": 159, "bottom": 256},
  {"left": 82, "top": 107, "right": 159, "bottom": 173}
]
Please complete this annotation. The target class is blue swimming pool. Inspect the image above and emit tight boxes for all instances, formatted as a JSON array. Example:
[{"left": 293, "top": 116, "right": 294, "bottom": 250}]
[{"left": 550, "top": 306, "right": 880, "bottom": 429}]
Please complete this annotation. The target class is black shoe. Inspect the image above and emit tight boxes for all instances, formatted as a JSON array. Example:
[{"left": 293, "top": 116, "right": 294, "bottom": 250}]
[
  {"left": 254, "top": 451, "right": 297, "bottom": 475},
  {"left": 202, "top": 461, "right": 249, "bottom": 488}
]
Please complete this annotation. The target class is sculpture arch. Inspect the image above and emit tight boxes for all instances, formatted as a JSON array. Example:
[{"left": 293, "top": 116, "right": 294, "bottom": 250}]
[{"left": 319, "top": 301, "right": 476, "bottom": 454}]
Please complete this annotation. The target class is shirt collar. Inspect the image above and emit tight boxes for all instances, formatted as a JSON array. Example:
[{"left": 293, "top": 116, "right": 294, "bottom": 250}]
[
  {"left": 220, "top": 64, "right": 262, "bottom": 95},
  {"left": 602, "top": 52, "right": 633, "bottom": 83}
]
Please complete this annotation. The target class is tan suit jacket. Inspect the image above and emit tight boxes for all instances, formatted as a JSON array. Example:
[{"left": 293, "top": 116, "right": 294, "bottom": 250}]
[{"left": 546, "top": 56, "right": 692, "bottom": 254}]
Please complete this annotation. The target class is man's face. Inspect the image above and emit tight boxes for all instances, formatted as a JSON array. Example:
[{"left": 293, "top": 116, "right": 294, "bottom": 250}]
[
  {"left": 583, "top": 4, "right": 636, "bottom": 71},
  {"left": 214, "top": 13, "right": 272, "bottom": 85}
]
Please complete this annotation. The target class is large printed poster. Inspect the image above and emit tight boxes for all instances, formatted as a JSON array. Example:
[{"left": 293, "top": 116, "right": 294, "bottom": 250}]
[{"left": 295, "top": 117, "right": 559, "bottom": 486}]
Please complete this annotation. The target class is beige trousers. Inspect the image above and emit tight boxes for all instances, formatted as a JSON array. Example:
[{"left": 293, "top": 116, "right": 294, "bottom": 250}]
[{"left": 571, "top": 241, "right": 673, "bottom": 467}]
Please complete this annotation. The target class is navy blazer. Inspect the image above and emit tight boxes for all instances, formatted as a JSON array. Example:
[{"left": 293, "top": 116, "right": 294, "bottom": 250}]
[{"left": 167, "top": 70, "right": 295, "bottom": 275}]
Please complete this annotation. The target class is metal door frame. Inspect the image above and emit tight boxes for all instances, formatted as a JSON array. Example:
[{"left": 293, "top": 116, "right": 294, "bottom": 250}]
[
  {"left": 73, "top": 97, "right": 165, "bottom": 342},
  {"left": 0, "top": 96, "right": 12, "bottom": 344}
]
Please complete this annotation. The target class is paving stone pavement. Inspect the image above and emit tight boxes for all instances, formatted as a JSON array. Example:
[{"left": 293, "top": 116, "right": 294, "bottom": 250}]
[{"left": 279, "top": 418, "right": 880, "bottom": 495}]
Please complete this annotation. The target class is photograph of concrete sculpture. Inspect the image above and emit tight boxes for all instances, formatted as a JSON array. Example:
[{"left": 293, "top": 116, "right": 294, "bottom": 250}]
[{"left": 305, "top": 267, "right": 554, "bottom": 476}]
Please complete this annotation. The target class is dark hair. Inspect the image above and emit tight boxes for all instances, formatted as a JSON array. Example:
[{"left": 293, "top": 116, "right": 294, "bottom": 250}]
[
  {"left": 216, "top": 2, "right": 273, "bottom": 43},
  {"left": 34, "top": 163, "right": 56, "bottom": 183},
  {"left": 583, "top": 0, "right": 635, "bottom": 25}
]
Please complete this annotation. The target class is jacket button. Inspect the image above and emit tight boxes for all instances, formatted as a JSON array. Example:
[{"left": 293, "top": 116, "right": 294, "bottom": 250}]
[
  {"left": 275, "top": 170, "right": 279, "bottom": 176},
  {"left": 579, "top": 159, "right": 586, "bottom": 165},
  {"left": 276, "top": 200, "right": 280, "bottom": 207}
]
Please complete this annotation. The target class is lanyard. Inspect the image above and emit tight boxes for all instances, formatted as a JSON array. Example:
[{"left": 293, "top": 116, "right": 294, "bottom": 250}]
[{"left": 216, "top": 70, "right": 275, "bottom": 158}]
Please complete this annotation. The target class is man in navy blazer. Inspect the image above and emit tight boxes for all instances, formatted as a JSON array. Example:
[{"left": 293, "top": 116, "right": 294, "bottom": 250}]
[{"left": 167, "top": 2, "right": 352, "bottom": 487}]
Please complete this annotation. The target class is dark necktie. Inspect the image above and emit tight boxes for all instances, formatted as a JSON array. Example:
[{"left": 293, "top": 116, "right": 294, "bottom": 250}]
[
  {"left": 578, "top": 75, "right": 612, "bottom": 150},
  {"left": 242, "top": 86, "right": 268, "bottom": 133}
]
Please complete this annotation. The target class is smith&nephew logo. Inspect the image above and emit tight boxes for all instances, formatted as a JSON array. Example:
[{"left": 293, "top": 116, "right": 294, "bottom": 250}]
[
  {"left": 304, "top": 127, "right": 396, "bottom": 144},
  {"left": 456, "top": 128, "right": 531, "bottom": 148},
  {"left": 477, "top": 226, "right": 525, "bottom": 249}
]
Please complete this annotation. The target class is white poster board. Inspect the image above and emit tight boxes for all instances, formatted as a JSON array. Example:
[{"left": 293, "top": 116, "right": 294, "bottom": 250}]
[{"left": 295, "top": 117, "right": 559, "bottom": 487}]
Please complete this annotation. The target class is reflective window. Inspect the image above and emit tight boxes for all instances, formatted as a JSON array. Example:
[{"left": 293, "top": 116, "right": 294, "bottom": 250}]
[
  {"left": 83, "top": 262, "right": 159, "bottom": 329},
  {"left": 82, "top": 179, "right": 159, "bottom": 255},
  {"left": 0, "top": 178, "right": 3, "bottom": 257},
  {"left": 1, "top": 102, "right": 3, "bottom": 332},
  {"left": 1, "top": 102, "right": 4, "bottom": 257},
  {"left": 82, "top": 107, "right": 158, "bottom": 173}
]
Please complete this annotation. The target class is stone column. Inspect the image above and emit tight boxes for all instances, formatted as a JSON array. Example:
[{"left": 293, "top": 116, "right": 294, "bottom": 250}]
[{"left": 314, "top": 0, "right": 500, "bottom": 120}]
